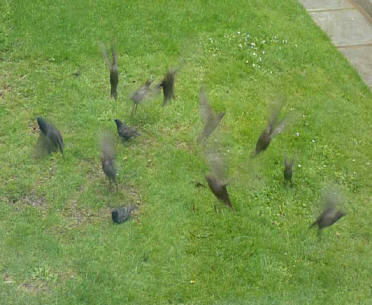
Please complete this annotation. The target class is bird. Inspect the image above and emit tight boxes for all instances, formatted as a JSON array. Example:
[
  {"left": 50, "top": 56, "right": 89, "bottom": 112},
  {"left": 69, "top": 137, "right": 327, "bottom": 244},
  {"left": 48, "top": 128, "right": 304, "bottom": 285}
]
[
  {"left": 205, "top": 151, "right": 234, "bottom": 210},
  {"left": 111, "top": 206, "right": 137, "bottom": 224},
  {"left": 157, "top": 68, "right": 177, "bottom": 107},
  {"left": 130, "top": 79, "right": 153, "bottom": 116},
  {"left": 114, "top": 119, "right": 139, "bottom": 141},
  {"left": 100, "top": 133, "right": 117, "bottom": 190},
  {"left": 253, "top": 104, "right": 287, "bottom": 156},
  {"left": 36, "top": 117, "right": 64, "bottom": 156},
  {"left": 197, "top": 87, "right": 225, "bottom": 142},
  {"left": 101, "top": 43, "right": 118, "bottom": 100},
  {"left": 283, "top": 155, "right": 294, "bottom": 186},
  {"left": 310, "top": 191, "right": 346, "bottom": 232}
]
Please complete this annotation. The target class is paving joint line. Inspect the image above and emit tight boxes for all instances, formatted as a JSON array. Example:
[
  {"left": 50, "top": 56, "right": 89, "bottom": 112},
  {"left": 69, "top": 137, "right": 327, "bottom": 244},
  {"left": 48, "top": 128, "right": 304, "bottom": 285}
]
[{"left": 307, "top": 7, "right": 357, "bottom": 13}]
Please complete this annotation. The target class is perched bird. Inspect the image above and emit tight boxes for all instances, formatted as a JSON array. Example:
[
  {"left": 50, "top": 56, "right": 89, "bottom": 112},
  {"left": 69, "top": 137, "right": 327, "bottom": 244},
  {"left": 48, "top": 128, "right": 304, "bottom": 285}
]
[
  {"left": 36, "top": 117, "right": 64, "bottom": 156},
  {"left": 112, "top": 205, "right": 137, "bottom": 224},
  {"left": 130, "top": 79, "right": 153, "bottom": 116},
  {"left": 253, "top": 104, "right": 287, "bottom": 156},
  {"left": 197, "top": 87, "right": 225, "bottom": 142},
  {"left": 157, "top": 68, "right": 177, "bottom": 107},
  {"left": 310, "top": 191, "right": 346, "bottom": 231},
  {"left": 100, "top": 133, "right": 117, "bottom": 190},
  {"left": 114, "top": 119, "right": 139, "bottom": 141},
  {"left": 101, "top": 43, "right": 118, "bottom": 100},
  {"left": 205, "top": 151, "right": 233, "bottom": 210},
  {"left": 283, "top": 155, "right": 294, "bottom": 186}
]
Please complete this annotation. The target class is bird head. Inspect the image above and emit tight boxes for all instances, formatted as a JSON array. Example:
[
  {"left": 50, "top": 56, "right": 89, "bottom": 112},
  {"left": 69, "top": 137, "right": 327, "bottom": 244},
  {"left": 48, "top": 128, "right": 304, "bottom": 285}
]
[
  {"left": 36, "top": 117, "right": 48, "bottom": 134},
  {"left": 335, "top": 211, "right": 346, "bottom": 221},
  {"left": 111, "top": 209, "right": 119, "bottom": 221},
  {"left": 114, "top": 119, "right": 122, "bottom": 128}
]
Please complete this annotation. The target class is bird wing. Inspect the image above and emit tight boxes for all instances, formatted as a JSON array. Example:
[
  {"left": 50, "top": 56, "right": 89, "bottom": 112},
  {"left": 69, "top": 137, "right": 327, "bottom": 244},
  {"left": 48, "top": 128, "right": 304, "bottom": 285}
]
[
  {"left": 199, "top": 87, "right": 215, "bottom": 124},
  {"left": 100, "top": 43, "right": 112, "bottom": 69},
  {"left": 206, "top": 151, "right": 227, "bottom": 183}
]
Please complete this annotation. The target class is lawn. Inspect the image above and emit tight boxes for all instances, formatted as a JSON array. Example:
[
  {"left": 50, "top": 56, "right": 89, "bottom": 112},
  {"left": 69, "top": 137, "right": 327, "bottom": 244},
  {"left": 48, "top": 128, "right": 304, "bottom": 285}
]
[{"left": 1, "top": 0, "right": 372, "bottom": 304}]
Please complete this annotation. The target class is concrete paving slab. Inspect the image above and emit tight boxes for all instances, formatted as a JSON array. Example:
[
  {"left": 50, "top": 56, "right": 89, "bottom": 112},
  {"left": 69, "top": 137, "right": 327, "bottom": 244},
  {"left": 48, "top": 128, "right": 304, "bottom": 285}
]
[
  {"left": 339, "top": 46, "right": 372, "bottom": 86},
  {"left": 309, "top": 9, "right": 372, "bottom": 46},
  {"left": 299, "top": 0, "right": 353, "bottom": 10},
  {"left": 352, "top": 0, "right": 372, "bottom": 18}
]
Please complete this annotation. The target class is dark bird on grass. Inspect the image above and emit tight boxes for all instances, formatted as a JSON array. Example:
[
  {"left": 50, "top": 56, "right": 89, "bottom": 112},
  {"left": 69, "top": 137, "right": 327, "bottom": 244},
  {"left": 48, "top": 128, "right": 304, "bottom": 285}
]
[
  {"left": 157, "top": 68, "right": 177, "bottom": 107},
  {"left": 112, "top": 205, "right": 138, "bottom": 224},
  {"left": 253, "top": 104, "right": 287, "bottom": 157},
  {"left": 130, "top": 79, "right": 153, "bottom": 116},
  {"left": 197, "top": 87, "right": 225, "bottom": 143},
  {"left": 310, "top": 191, "right": 346, "bottom": 231},
  {"left": 283, "top": 155, "right": 294, "bottom": 186},
  {"left": 100, "top": 133, "right": 117, "bottom": 190},
  {"left": 36, "top": 117, "right": 64, "bottom": 156},
  {"left": 114, "top": 119, "right": 139, "bottom": 141},
  {"left": 205, "top": 151, "right": 234, "bottom": 210},
  {"left": 101, "top": 43, "right": 118, "bottom": 100}
]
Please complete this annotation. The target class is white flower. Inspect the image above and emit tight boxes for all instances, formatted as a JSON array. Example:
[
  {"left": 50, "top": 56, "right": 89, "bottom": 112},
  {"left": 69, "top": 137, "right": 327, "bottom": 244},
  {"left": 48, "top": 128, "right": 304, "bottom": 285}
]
[
  {"left": 252, "top": 63, "right": 256, "bottom": 67},
  {"left": 312, "top": 139, "right": 315, "bottom": 143},
  {"left": 237, "top": 31, "right": 240, "bottom": 35},
  {"left": 250, "top": 42, "right": 256, "bottom": 47},
  {"left": 270, "top": 71, "right": 272, "bottom": 74},
  {"left": 262, "top": 51, "right": 265, "bottom": 54},
  {"left": 296, "top": 132, "right": 300, "bottom": 137},
  {"left": 298, "top": 164, "right": 301, "bottom": 168},
  {"left": 259, "top": 57, "right": 262, "bottom": 62},
  {"left": 253, "top": 52, "right": 257, "bottom": 56},
  {"left": 238, "top": 43, "right": 242, "bottom": 48}
]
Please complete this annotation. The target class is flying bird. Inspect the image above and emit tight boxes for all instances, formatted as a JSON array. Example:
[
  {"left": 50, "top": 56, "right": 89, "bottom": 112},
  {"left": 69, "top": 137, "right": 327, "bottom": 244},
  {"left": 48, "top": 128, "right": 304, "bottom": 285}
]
[
  {"left": 253, "top": 104, "right": 287, "bottom": 156},
  {"left": 101, "top": 43, "right": 118, "bottom": 100},
  {"left": 36, "top": 117, "right": 64, "bottom": 156},
  {"left": 283, "top": 155, "right": 294, "bottom": 186},
  {"left": 114, "top": 119, "right": 139, "bottom": 141},
  {"left": 205, "top": 151, "right": 233, "bottom": 210},
  {"left": 310, "top": 190, "right": 346, "bottom": 232},
  {"left": 112, "top": 205, "right": 138, "bottom": 224},
  {"left": 100, "top": 133, "right": 117, "bottom": 190},
  {"left": 157, "top": 68, "right": 177, "bottom": 107},
  {"left": 130, "top": 79, "right": 153, "bottom": 116},
  {"left": 197, "top": 87, "right": 225, "bottom": 142}
]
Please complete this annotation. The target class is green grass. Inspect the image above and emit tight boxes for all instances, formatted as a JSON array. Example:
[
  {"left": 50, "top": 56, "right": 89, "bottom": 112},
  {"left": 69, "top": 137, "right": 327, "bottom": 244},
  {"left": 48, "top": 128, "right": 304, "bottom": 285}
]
[{"left": 1, "top": 0, "right": 372, "bottom": 304}]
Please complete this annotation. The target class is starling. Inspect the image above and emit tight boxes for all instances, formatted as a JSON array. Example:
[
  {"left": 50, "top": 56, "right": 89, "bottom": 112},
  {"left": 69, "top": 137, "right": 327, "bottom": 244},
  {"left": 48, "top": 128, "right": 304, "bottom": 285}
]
[
  {"left": 197, "top": 87, "right": 225, "bottom": 143},
  {"left": 253, "top": 104, "right": 287, "bottom": 156},
  {"left": 101, "top": 43, "right": 118, "bottom": 100},
  {"left": 36, "top": 117, "right": 64, "bottom": 156},
  {"left": 205, "top": 151, "right": 233, "bottom": 210},
  {"left": 310, "top": 191, "right": 346, "bottom": 231},
  {"left": 111, "top": 205, "right": 137, "bottom": 224},
  {"left": 130, "top": 79, "right": 153, "bottom": 116},
  {"left": 100, "top": 133, "right": 117, "bottom": 190},
  {"left": 157, "top": 68, "right": 177, "bottom": 107},
  {"left": 283, "top": 155, "right": 294, "bottom": 186},
  {"left": 114, "top": 119, "right": 139, "bottom": 141}
]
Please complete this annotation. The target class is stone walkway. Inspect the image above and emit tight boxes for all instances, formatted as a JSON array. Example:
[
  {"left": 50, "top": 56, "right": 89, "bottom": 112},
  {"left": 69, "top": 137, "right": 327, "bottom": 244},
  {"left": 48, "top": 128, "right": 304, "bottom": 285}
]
[{"left": 299, "top": 0, "right": 372, "bottom": 91}]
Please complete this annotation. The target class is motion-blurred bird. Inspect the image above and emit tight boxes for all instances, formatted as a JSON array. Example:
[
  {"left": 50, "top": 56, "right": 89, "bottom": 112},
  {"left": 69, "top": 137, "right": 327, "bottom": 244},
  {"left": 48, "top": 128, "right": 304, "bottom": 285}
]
[
  {"left": 36, "top": 117, "right": 64, "bottom": 156},
  {"left": 157, "top": 68, "right": 177, "bottom": 107},
  {"left": 283, "top": 155, "right": 294, "bottom": 186},
  {"left": 205, "top": 151, "right": 233, "bottom": 210},
  {"left": 310, "top": 191, "right": 346, "bottom": 231},
  {"left": 130, "top": 79, "right": 153, "bottom": 116},
  {"left": 111, "top": 205, "right": 137, "bottom": 224},
  {"left": 253, "top": 104, "right": 287, "bottom": 156},
  {"left": 100, "top": 133, "right": 117, "bottom": 190},
  {"left": 114, "top": 119, "right": 139, "bottom": 141},
  {"left": 197, "top": 87, "right": 225, "bottom": 142},
  {"left": 101, "top": 43, "right": 118, "bottom": 100}
]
